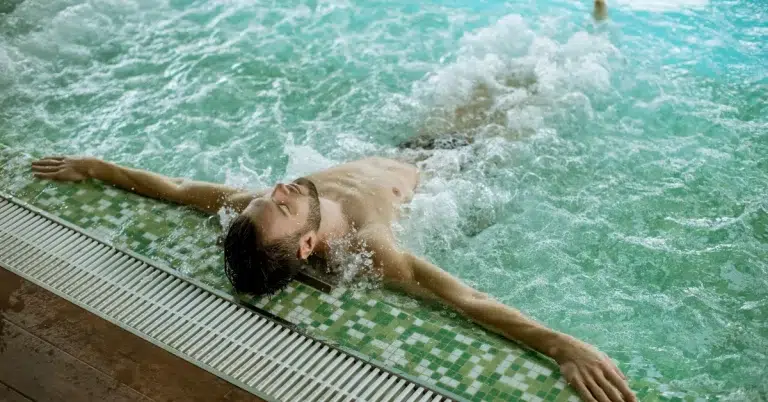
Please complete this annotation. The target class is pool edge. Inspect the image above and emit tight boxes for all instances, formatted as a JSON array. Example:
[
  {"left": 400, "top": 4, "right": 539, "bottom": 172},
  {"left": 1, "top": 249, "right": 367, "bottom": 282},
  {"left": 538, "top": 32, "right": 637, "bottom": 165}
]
[{"left": 0, "top": 193, "right": 465, "bottom": 402}]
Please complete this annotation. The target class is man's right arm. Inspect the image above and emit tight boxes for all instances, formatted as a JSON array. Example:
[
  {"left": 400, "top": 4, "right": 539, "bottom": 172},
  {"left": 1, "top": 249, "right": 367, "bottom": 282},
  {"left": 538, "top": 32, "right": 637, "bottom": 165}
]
[
  {"left": 31, "top": 156, "right": 263, "bottom": 214},
  {"left": 362, "top": 229, "right": 635, "bottom": 402}
]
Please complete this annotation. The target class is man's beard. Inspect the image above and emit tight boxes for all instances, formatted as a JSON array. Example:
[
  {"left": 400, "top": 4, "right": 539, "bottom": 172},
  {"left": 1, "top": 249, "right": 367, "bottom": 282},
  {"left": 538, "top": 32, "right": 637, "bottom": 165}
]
[{"left": 293, "top": 177, "right": 321, "bottom": 232}]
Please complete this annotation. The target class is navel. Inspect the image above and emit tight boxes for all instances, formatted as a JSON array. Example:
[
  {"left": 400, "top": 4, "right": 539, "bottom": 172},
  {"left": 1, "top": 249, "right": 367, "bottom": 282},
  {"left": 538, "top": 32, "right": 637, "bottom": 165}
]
[{"left": 392, "top": 187, "right": 401, "bottom": 197}]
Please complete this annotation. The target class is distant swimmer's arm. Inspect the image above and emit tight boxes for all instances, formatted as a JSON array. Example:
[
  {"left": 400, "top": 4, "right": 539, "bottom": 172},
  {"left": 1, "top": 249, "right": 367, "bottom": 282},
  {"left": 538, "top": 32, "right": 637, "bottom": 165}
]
[
  {"left": 364, "top": 231, "right": 635, "bottom": 402},
  {"left": 31, "top": 156, "right": 263, "bottom": 214},
  {"left": 594, "top": 0, "right": 608, "bottom": 21}
]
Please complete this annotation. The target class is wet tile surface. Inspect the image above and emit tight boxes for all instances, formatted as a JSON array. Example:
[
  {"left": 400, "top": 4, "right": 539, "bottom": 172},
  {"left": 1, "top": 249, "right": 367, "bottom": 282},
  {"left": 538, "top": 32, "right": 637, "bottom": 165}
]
[{"left": 0, "top": 150, "right": 683, "bottom": 401}]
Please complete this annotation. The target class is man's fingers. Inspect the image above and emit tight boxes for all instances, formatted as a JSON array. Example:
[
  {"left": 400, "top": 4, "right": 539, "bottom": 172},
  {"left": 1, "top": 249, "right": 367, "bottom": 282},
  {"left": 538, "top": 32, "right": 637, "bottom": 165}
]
[
  {"left": 585, "top": 374, "right": 612, "bottom": 402},
  {"left": 617, "top": 367, "right": 628, "bottom": 381},
  {"left": 569, "top": 372, "right": 598, "bottom": 402},
  {"left": 32, "top": 159, "right": 64, "bottom": 167},
  {"left": 596, "top": 371, "right": 624, "bottom": 402},
  {"left": 33, "top": 172, "right": 58, "bottom": 180},
  {"left": 31, "top": 165, "right": 61, "bottom": 173},
  {"left": 604, "top": 366, "right": 636, "bottom": 402},
  {"left": 606, "top": 360, "right": 627, "bottom": 380},
  {"left": 41, "top": 156, "right": 65, "bottom": 161}
]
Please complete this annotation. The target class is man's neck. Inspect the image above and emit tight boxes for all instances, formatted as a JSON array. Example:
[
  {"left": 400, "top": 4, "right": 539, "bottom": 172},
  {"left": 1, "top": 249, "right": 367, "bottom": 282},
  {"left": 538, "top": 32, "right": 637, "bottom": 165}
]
[{"left": 313, "top": 197, "right": 349, "bottom": 256}]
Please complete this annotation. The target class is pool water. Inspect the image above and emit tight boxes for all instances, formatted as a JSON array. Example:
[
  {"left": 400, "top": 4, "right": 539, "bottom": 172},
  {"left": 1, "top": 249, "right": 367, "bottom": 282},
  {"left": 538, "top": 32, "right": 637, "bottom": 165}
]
[{"left": 1, "top": 0, "right": 766, "bottom": 399}]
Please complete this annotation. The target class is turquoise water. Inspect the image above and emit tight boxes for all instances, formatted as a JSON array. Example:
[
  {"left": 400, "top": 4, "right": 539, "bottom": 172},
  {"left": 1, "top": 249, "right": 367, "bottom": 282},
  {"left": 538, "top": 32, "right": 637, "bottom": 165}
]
[{"left": 1, "top": 0, "right": 766, "bottom": 399}]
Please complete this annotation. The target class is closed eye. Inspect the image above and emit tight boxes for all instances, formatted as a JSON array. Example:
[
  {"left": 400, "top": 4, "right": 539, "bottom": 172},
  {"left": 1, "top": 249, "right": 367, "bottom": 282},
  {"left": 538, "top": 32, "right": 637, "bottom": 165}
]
[{"left": 272, "top": 198, "right": 290, "bottom": 216}]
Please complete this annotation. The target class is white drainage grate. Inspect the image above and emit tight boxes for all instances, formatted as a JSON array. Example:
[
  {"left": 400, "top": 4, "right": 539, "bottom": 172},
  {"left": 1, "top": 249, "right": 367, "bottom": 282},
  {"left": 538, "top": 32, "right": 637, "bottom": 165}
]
[{"left": 0, "top": 196, "right": 454, "bottom": 402}]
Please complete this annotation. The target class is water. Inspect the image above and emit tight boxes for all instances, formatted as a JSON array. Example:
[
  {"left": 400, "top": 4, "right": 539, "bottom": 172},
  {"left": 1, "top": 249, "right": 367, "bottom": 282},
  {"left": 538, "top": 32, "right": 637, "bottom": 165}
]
[{"left": 1, "top": 0, "right": 766, "bottom": 399}]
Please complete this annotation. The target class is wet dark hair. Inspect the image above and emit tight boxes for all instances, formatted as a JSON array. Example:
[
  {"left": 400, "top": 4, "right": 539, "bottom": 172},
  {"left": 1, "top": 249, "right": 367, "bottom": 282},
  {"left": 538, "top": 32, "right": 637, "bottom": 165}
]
[
  {"left": 223, "top": 177, "right": 322, "bottom": 296},
  {"left": 223, "top": 214, "right": 303, "bottom": 296}
]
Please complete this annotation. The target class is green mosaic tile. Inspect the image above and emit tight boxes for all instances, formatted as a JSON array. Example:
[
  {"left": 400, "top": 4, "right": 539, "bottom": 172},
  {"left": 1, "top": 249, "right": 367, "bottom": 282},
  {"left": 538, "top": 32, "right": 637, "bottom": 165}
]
[{"left": 0, "top": 148, "right": 705, "bottom": 402}]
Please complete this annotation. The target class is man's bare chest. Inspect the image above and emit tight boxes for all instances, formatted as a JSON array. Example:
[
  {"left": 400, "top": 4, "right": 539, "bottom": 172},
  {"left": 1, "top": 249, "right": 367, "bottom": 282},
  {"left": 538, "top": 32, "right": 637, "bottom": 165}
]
[
  {"left": 307, "top": 157, "right": 419, "bottom": 225},
  {"left": 323, "top": 177, "right": 412, "bottom": 225}
]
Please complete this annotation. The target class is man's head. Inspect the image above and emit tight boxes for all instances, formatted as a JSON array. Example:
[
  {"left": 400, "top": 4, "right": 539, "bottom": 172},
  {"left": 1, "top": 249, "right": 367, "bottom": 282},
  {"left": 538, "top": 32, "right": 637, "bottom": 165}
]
[{"left": 223, "top": 177, "right": 321, "bottom": 295}]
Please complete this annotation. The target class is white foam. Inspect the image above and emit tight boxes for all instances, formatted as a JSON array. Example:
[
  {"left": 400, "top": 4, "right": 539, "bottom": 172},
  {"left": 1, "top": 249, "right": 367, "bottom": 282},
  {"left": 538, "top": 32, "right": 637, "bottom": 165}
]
[
  {"left": 412, "top": 13, "right": 620, "bottom": 140},
  {"left": 223, "top": 158, "right": 272, "bottom": 191},
  {"left": 0, "top": 46, "right": 15, "bottom": 88},
  {"left": 396, "top": 13, "right": 623, "bottom": 252},
  {"left": 283, "top": 144, "right": 338, "bottom": 180},
  {"left": 614, "top": 0, "right": 709, "bottom": 12}
]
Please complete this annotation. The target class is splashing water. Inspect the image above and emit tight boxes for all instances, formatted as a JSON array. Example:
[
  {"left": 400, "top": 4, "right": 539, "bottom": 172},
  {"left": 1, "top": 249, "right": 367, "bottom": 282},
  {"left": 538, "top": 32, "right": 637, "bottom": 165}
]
[{"left": 1, "top": 0, "right": 766, "bottom": 399}]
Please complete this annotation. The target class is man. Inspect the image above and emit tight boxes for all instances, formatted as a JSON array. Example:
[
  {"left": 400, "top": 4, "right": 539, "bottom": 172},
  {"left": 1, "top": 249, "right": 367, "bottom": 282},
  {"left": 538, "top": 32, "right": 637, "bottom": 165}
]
[
  {"left": 594, "top": 0, "right": 608, "bottom": 21},
  {"left": 32, "top": 153, "right": 634, "bottom": 402}
]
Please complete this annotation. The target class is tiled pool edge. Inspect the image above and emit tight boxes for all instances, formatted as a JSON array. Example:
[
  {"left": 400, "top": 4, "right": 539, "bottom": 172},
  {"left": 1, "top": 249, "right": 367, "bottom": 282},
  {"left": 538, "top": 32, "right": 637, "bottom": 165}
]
[
  {"left": 0, "top": 150, "right": 689, "bottom": 401},
  {"left": 0, "top": 195, "right": 463, "bottom": 402}
]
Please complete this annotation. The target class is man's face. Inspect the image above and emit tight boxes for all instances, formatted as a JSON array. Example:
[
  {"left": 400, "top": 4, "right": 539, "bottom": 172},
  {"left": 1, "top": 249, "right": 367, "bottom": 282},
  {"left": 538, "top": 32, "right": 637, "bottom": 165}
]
[{"left": 241, "top": 177, "right": 321, "bottom": 244}]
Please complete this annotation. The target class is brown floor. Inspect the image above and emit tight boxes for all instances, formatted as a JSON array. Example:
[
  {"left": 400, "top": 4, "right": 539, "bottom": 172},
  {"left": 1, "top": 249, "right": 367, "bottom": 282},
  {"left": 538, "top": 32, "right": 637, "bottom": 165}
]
[{"left": 0, "top": 266, "right": 266, "bottom": 402}]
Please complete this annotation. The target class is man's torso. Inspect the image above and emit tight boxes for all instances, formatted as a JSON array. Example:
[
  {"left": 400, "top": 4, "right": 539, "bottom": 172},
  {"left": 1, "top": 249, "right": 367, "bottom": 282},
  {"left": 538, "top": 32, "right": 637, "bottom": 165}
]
[{"left": 305, "top": 157, "right": 420, "bottom": 230}]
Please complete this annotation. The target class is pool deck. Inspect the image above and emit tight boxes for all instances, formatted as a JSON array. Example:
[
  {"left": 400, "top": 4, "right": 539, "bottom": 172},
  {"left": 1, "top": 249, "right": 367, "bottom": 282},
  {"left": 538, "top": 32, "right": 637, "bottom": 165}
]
[{"left": 0, "top": 265, "right": 265, "bottom": 402}]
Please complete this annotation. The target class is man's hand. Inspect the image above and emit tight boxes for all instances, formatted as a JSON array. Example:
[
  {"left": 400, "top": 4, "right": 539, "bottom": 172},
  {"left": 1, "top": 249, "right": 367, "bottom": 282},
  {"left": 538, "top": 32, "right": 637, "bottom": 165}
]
[
  {"left": 554, "top": 336, "right": 635, "bottom": 402},
  {"left": 32, "top": 155, "right": 262, "bottom": 214},
  {"left": 31, "top": 156, "right": 94, "bottom": 182}
]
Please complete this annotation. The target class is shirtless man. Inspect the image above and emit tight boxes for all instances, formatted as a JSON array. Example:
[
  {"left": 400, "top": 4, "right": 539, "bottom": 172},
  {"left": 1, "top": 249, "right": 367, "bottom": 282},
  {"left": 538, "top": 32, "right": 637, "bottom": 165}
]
[{"left": 31, "top": 154, "right": 634, "bottom": 402}]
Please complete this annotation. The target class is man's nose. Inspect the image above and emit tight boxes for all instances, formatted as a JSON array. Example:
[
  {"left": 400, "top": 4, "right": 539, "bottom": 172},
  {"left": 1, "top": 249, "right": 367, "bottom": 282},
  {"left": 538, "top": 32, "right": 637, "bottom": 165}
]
[{"left": 273, "top": 183, "right": 290, "bottom": 198}]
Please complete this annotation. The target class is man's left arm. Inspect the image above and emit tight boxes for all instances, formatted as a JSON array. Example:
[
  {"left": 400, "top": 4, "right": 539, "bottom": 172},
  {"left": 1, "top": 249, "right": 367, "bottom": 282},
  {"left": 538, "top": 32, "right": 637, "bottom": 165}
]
[
  {"left": 31, "top": 156, "right": 262, "bottom": 213},
  {"left": 366, "top": 234, "right": 635, "bottom": 402}
]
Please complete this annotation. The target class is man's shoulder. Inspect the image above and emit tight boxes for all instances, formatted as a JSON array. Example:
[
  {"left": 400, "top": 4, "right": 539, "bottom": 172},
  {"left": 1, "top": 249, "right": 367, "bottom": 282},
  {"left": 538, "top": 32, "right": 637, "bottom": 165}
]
[
  {"left": 353, "top": 224, "right": 413, "bottom": 281},
  {"left": 308, "top": 157, "right": 417, "bottom": 192},
  {"left": 329, "top": 156, "right": 415, "bottom": 171},
  {"left": 355, "top": 224, "right": 396, "bottom": 251}
]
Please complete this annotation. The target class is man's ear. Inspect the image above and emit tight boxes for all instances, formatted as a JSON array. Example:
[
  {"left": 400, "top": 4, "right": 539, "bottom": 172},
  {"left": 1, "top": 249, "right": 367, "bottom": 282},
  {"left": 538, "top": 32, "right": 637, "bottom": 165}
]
[{"left": 298, "top": 231, "right": 317, "bottom": 261}]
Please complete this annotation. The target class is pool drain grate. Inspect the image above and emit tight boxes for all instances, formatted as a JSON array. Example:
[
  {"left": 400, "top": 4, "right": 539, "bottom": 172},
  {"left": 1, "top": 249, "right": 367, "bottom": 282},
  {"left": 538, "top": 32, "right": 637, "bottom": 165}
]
[{"left": 0, "top": 195, "right": 455, "bottom": 402}]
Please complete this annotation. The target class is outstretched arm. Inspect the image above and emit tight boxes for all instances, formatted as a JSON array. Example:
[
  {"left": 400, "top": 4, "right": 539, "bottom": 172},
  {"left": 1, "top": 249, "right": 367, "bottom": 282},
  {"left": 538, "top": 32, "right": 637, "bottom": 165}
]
[
  {"left": 365, "top": 231, "right": 635, "bottom": 402},
  {"left": 31, "top": 156, "right": 262, "bottom": 214}
]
